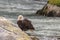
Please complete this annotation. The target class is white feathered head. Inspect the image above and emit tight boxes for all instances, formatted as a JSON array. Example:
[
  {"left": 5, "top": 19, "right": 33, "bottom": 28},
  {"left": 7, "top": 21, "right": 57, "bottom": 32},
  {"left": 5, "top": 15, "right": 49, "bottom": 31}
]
[{"left": 18, "top": 15, "right": 24, "bottom": 20}]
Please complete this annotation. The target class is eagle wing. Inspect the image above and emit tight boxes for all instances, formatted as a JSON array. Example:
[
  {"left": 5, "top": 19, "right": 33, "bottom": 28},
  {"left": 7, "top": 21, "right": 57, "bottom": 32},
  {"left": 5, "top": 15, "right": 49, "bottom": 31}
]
[{"left": 23, "top": 19, "right": 35, "bottom": 30}]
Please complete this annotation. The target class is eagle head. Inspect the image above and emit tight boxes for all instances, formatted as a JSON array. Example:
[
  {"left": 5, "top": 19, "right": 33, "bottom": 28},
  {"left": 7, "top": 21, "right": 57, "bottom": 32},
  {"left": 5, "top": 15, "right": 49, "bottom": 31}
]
[{"left": 18, "top": 15, "right": 24, "bottom": 20}]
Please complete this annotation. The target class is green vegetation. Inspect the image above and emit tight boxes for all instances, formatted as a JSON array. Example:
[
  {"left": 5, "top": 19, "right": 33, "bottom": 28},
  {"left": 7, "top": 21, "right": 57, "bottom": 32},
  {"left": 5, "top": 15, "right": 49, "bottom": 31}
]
[{"left": 48, "top": 0, "right": 60, "bottom": 6}]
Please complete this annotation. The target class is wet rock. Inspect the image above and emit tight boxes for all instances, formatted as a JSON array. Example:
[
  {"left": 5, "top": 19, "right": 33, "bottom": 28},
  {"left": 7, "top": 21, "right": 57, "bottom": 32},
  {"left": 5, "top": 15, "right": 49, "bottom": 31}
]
[
  {"left": 36, "top": 10, "right": 43, "bottom": 15},
  {"left": 0, "top": 17, "right": 31, "bottom": 40},
  {"left": 30, "top": 36, "right": 39, "bottom": 40},
  {"left": 36, "top": 4, "right": 60, "bottom": 17},
  {"left": 46, "top": 10, "right": 56, "bottom": 17}
]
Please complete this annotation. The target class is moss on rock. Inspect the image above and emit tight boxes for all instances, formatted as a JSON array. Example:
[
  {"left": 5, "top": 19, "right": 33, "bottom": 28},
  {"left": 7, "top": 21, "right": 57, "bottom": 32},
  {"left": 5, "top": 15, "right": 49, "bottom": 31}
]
[{"left": 48, "top": 0, "right": 60, "bottom": 6}]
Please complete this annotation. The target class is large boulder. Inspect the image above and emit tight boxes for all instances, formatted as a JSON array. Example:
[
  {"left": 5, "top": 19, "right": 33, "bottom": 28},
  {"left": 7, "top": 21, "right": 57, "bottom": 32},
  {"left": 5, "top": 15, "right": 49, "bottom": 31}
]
[
  {"left": 36, "top": 4, "right": 60, "bottom": 17},
  {"left": 0, "top": 17, "right": 32, "bottom": 40}
]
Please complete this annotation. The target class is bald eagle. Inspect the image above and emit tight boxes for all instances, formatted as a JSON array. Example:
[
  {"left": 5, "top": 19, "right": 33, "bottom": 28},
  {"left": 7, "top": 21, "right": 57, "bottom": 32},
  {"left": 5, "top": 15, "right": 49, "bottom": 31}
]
[{"left": 17, "top": 15, "right": 35, "bottom": 31}]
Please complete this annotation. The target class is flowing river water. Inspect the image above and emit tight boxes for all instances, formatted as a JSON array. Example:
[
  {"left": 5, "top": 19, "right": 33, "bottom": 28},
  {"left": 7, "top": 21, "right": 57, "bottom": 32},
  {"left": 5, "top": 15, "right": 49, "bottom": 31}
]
[{"left": 0, "top": 0, "right": 60, "bottom": 40}]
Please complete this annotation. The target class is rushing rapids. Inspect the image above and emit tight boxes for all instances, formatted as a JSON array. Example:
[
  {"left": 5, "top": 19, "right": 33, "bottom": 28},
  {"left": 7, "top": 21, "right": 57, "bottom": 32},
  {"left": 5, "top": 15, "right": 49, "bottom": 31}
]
[{"left": 0, "top": 0, "right": 47, "bottom": 13}]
